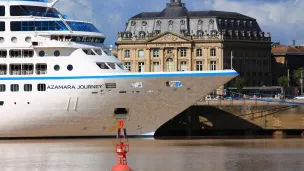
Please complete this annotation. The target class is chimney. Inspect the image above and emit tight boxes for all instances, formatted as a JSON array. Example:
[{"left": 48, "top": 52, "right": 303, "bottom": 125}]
[{"left": 293, "top": 40, "right": 296, "bottom": 46}]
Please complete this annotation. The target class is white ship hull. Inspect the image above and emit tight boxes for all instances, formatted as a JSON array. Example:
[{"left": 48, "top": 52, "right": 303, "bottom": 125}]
[{"left": 0, "top": 71, "right": 237, "bottom": 138}]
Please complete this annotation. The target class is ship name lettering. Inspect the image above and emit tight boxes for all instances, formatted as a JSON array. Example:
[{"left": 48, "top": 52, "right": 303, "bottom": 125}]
[{"left": 47, "top": 85, "right": 103, "bottom": 90}]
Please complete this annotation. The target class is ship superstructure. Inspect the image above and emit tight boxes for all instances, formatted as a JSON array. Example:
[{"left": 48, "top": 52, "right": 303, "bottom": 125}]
[{"left": 0, "top": 0, "right": 237, "bottom": 137}]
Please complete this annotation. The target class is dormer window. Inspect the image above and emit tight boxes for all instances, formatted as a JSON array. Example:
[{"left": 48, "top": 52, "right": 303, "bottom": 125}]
[
  {"left": 156, "top": 20, "right": 161, "bottom": 26},
  {"left": 209, "top": 19, "right": 214, "bottom": 24},
  {"left": 237, "top": 20, "right": 240, "bottom": 27},
  {"left": 131, "top": 21, "right": 136, "bottom": 26},
  {"left": 142, "top": 21, "right": 147, "bottom": 26},
  {"left": 180, "top": 20, "right": 186, "bottom": 30},
  {"left": 211, "top": 30, "right": 217, "bottom": 37},
  {"left": 218, "top": 19, "right": 221, "bottom": 25},
  {"left": 197, "top": 30, "right": 203, "bottom": 37},
  {"left": 156, "top": 20, "right": 161, "bottom": 31},
  {"left": 168, "top": 20, "right": 174, "bottom": 31},
  {"left": 198, "top": 20, "right": 203, "bottom": 25}
]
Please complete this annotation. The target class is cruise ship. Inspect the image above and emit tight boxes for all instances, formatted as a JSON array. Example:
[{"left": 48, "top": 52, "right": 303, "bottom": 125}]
[{"left": 0, "top": 0, "right": 238, "bottom": 138}]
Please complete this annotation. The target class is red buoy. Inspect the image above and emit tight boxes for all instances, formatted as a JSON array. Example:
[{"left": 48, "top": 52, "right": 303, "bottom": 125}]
[{"left": 111, "top": 120, "right": 132, "bottom": 171}]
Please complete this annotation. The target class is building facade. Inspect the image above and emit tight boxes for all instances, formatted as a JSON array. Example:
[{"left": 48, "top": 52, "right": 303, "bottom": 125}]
[
  {"left": 116, "top": 0, "right": 272, "bottom": 94},
  {"left": 272, "top": 41, "right": 304, "bottom": 86}
]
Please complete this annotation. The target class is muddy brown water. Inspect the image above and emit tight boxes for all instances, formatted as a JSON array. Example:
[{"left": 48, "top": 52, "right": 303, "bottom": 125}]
[{"left": 0, "top": 138, "right": 303, "bottom": 171}]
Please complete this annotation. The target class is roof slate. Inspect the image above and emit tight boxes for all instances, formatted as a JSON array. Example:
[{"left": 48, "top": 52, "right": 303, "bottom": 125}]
[{"left": 131, "top": 9, "right": 255, "bottom": 20}]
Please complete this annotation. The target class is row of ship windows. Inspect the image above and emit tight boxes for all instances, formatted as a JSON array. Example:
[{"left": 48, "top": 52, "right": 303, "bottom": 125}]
[
  {"left": 0, "top": 64, "right": 73, "bottom": 75},
  {"left": 0, "top": 21, "right": 101, "bottom": 33},
  {"left": 0, "top": 49, "right": 103, "bottom": 58},
  {"left": 0, "top": 84, "right": 46, "bottom": 92},
  {"left": 0, "top": 5, "right": 61, "bottom": 18}
]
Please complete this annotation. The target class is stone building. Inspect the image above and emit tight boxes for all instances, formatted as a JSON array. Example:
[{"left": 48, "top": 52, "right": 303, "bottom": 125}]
[
  {"left": 115, "top": 0, "right": 272, "bottom": 94},
  {"left": 272, "top": 41, "right": 304, "bottom": 86}
]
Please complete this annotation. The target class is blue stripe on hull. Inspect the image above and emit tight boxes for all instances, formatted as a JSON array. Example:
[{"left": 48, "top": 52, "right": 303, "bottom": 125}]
[{"left": 0, "top": 71, "right": 238, "bottom": 81}]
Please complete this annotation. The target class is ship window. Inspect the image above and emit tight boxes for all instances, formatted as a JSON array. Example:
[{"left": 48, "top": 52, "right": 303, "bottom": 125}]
[
  {"left": 116, "top": 63, "right": 125, "bottom": 70},
  {"left": 107, "top": 63, "right": 116, "bottom": 69},
  {"left": 37, "top": 84, "right": 46, "bottom": 91},
  {"left": 82, "top": 49, "right": 95, "bottom": 55},
  {"left": 10, "top": 21, "right": 68, "bottom": 32},
  {"left": 9, "top": 50, "right": 21, "bottom": 58},
  {"left": 0, "top": 84, "right": 5, "bottom": 92},
  {"left": 10, "top": 84, "right": 19, "bottom": 92},
  {"left": 39, "top": 51, "right": 45, "bottom": 57},
  {"left": 0, "top": 6, "right": 4, "bottom": 16},
  {"left": 0, "top": 22, "right": 5, "bottom": 31},
  {"left": 96, "top": 63, "right": 110, "bottom": 69},
  {"left": 0, "top": 64, "right": 7, "bottom": 75},
  {"left": 23, "top": 50, "right": 34, "bottom": 57},
  {"left": 54, "top": 50, "right": 60, "bottom": 57},
  {"left": 9, "top": 64, "right": 33, "bottom": 75},
  {"left": 66, "top": 21, "right": 100, "bottom": 33},
  {"left": 67, "top": 64, "right": 73, "bottom": 71},
  {"left": 93, "top": 49, "right": 102, "bottom": 55},
  {"left": 54, "top": 65, "right": 60, "bottom": 71},
  {"left": 0, "top": 101, "right": 3, "bottom": 106},
  {"left": 9, "top": 50, "right": 33, "bottom": 58},
  {"left": 10, "top": 5, "right": 61, "bottom": 18},
  {"left": 24, "top": 84, "right": 32, "bottom": 92},
  {"left": 36, "top": 63, "right": 47, "bottom": 75}
]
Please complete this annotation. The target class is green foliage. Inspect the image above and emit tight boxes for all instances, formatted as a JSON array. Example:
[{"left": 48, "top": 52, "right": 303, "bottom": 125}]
[
  {"left": 235, "top": 77, "right": 245, "bottom": 92},
  {"left": 293, "top": 67, "right": 304, "bottom": 85},
  {"left": 279, "top": 76, "right": 289, "bottom": 88},
  {"left": 271, "top": 42, "right": 281, "bottom": 47}
]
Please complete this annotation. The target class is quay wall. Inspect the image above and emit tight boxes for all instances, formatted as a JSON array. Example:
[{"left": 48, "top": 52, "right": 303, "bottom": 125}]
[{"left": 155, "top": 100, "right": 304, "bottom": 137}]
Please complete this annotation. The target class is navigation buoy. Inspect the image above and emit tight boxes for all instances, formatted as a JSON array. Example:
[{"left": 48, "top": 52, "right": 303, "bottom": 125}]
[{"left": 111, "top": 120, "right": 132, "bottom": 171}]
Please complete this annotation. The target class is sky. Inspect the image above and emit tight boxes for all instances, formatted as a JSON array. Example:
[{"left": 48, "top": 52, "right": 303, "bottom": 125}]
[{"left": 55, "top": 0, "right": 304, "bottom": 47}]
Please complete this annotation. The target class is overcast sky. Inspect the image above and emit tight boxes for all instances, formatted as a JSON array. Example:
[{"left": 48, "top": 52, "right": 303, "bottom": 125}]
[{"left": 55, "top": 0, "right": 304, "bottom": 47}]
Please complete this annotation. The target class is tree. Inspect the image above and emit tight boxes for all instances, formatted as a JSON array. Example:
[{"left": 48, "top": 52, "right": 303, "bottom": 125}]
[
  {"left": 293, "top": 67, "right": 304, "bottom": 86},
  {"left": 235, "top": 77, "right": 245, "bottom": 97},
  {"left": 271, "top": 42, "right": 281, "bottom": 48},
  {"left": 279, "top": 76, "right": 289, "bottom": 99}
]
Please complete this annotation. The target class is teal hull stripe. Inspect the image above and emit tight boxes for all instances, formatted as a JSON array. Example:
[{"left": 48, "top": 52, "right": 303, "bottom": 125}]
[{"left": 0, "top": 72, "right": 238, "bottom": 81}]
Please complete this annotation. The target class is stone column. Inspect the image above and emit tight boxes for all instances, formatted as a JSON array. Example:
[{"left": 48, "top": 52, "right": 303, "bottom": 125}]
[
  {"left": 146, "top": 48, "right": 150, "bottom": 72},
  {"left": 205, "top": 47, "right": 209, "bottom": 70},
  {"left": 220, "top": 46, "right": 224, "bottom": 70},
  {"left": 174, "top": 48, "right": 178, "bottom": 71},
  {"left": 160, "top": 48, "right": 164, "bottom": 72},
  {"left": 188, "top": 47, "right": 192, "bottom": 71}
]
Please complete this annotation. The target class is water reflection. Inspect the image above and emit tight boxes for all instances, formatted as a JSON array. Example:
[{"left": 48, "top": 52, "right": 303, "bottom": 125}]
[{"left": 0, "top": 138, "right": 303, "bottom": 171}]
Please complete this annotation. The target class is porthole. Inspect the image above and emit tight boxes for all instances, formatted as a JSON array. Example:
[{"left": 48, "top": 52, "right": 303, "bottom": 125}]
[
  {"left": 11, "top": 37, "right": 17, "bottom": 43},
  {"left": 54, "top": 65, "right": 60, "bottom": 71},
  {"left": 67, "top": 64, "right": 73, "bottom": 71},
  {"left": 39, "top": 50, "right": 45, "bottom": 57},
  {"left": 0, "top": 37, "right": 4, "bottom": 43},
  {"left": 54, "top": 50, "right": 60, "bottom": 57},
  {"left": 25, "top": 37, "right": 31, "bottom": 43}
]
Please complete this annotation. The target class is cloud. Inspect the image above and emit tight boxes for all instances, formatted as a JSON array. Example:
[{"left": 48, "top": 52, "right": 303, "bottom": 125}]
[
  {"left": 209, "top": 0, "right": 304, "bottom": 45},
  {"left": 54, "top": 0, "right": 304, "bottom": 46}
]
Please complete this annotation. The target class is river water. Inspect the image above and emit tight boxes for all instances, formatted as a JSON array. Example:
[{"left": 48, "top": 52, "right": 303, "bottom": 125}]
[{"left": 0, "top": 138, "right": 303, "bottom": 171}]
